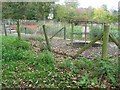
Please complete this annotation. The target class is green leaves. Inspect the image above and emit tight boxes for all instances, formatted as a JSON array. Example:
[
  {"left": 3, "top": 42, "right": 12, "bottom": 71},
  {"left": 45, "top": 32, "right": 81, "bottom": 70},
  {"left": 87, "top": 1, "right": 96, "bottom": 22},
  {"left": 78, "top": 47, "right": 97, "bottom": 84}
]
[
  {"left": 2, "top": 36, "right": 118, "bottom": 88},
  {"left": 2, "top": 36, "right": 31, "bottom": 61},
  {"left": 2, "top": 2, "right": 53, "bottom": 20}
]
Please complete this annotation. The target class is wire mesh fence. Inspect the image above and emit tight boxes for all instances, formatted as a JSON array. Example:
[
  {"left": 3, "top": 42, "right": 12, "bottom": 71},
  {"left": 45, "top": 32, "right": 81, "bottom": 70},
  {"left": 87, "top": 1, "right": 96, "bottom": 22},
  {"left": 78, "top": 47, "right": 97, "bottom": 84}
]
[{"left": 2, "top": 20, "right": 119, "bottom": 43}]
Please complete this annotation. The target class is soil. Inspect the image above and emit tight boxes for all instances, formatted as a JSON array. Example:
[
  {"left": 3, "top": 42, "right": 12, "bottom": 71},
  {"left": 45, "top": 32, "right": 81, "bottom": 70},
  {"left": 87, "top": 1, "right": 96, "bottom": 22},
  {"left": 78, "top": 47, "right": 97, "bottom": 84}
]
[{"left": 50, "top": 38, "right": 119, "bottom": 60}]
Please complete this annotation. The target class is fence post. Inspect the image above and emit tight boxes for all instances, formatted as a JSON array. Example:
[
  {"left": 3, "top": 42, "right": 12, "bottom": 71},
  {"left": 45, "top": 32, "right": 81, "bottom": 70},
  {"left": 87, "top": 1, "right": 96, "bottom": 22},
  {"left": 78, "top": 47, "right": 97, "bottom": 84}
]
[
  {"left": 43, "top": 25, "right": 51, "bottom": 51},
  {"left": 64, "top": 25, "right": 66, "bottom": 40},
  {"left": 25, "top": 27, "right": 27, "bottom": 34},
  {"left": 85, "top": 23, "right": 87, "bottom": 45},
  {"left": 101, "top": 24, "right": 109, "bottom": 60},
  {"left": 3, "top": 20, "right": 7, "bottom": 36},
  {"left": 71, "top": 23, "right": 74, "bottom": 46},
  {"left": 16, "top": 20, "right": 21, "bottom": 40}
]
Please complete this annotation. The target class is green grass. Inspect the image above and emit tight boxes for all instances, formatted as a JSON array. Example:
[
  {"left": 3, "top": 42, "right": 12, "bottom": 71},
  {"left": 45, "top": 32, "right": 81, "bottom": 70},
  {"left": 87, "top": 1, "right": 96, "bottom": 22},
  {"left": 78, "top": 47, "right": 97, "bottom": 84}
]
[{"left": 2, "top": 36, "right": 118, "bottom": 88}]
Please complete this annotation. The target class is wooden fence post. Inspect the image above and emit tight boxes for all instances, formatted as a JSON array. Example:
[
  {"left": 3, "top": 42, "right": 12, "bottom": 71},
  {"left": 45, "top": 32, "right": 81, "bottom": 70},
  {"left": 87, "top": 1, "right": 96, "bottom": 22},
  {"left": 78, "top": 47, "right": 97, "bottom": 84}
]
[
  {"left": 16, "top": 20, "right": 21, "bottom": 40},
  {"left": 64, "top": 26, "right": 66, "bottom": 40},
  {"left": 85, "top": 23, "right": 87, "bottom": 45},
  {"left": 43, "top": 25, "right": 51, "bottom": 51},
  {"left": 101, "top": 24, "right": 109, "bottom": 60},
  {"left": 25, "top": 27, "right": 27, "bottom": 34},
  {"left": 71, "top": 23, "right": 74, "bottom": 46},
  {"left": 3, "top": 20, "right": 7, "bottom": 36}
]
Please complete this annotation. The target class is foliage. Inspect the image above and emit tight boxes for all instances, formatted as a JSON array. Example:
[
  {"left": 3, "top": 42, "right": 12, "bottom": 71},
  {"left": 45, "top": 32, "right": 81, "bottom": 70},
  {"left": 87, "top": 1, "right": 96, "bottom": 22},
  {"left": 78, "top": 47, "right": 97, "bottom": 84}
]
[
  {"left": 89, "top": 25, "right": 103, "bottom": 40},
  {"left": 110, "top": 26, "right": 119, "bottom": 39},
  {"left": 2, "top": 2, "right": 54, "bottom": 20},
  {"left": 2, "top": 36, "right": 55, "bottom": 87},
  {"left": 2, "top": 36, "right": 30, "bottom": 61},
  {"left": 55, "top": 4, "right": 78, "bottom": 22},
  {"left": 2, "top": 2, "right": 27, "bottom": 20},
  {"left": 2, "top": 36, "right": 118, "bottom": 88},
  {"left": 57, "top": 57, "right": 118, "bottom": 88},
  {"left": 38, "top": 50, "right": 54, "bottom": 65},
  {"left": 93, "top": 7, "right": 117, "bottom": 23},
  {"left": 98, "top": 59, "right": 118, "bottom": 85},
  {"left": 2, "top": 2, "right": 118, "bottom": 23}
]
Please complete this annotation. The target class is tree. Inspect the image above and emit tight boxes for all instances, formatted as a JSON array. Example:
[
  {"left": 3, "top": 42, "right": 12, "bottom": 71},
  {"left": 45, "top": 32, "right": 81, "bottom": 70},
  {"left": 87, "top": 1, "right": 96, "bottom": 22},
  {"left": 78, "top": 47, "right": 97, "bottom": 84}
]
[
  {"left": 110, "top": 9, "right": 118, "bottom": 23},
  {"left": 24, "top": 2, "right": 36, "bottom": 20},
  {"left": 2, "top": 2, "right": 54, "bottom": 39},
  {"left": 75, "top": 7, "right": 94, "bottom": 21},
  {"left": 54, "top": 5, "right": 66, "bottom": 21},
  {"left": 93, "top": 7, "right": 111, "bottom": 23},
  {"left": 2, "top": 2, "right": 27, "bottom": 39},
  {"left": 34, "top": 2, "right": 54, "bottom": 22}
]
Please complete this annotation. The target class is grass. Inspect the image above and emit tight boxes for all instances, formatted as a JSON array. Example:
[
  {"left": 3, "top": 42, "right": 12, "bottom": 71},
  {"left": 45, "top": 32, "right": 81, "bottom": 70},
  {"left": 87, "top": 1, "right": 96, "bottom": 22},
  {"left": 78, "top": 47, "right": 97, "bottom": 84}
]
[{"left": 2, "top": 35, "right": 119, "bottom": 88}]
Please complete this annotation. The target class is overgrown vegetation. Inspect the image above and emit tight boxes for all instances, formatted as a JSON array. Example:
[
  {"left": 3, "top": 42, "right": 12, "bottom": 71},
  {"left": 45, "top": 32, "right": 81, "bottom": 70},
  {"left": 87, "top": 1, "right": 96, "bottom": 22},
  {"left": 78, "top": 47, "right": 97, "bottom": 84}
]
[
  {"left": 2, "top": 36, "right": 118, "bottom": 88},
  {"left": 1, "top": 1, "right": 119, "bottom": 89}
]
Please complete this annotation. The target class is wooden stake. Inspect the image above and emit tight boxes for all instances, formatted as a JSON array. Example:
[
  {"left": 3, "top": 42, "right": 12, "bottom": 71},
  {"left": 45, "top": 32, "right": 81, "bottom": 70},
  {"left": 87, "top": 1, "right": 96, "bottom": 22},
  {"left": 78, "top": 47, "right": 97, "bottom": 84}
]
[
  {"left": 3, "top": 20, "right": 7, "bottom": 36},
  {"left": 64, "top": 26, "right": 66, "bottom": 40},
  {"left": 101, "top": 24, "right": 109, "bottom": 60},
  {"left": 71, "top": 23, "right": 74, "bottom": 46},
  {"left": 85, "top": 23, "right": 87, "bottom": 45},
  {"left": 43, "top": 25, "right": 51, "bottom": 51},
  {"left": 74, "top": 33, "right": 103, "bottom": 58},
  {"left": 16, "top": 20, "right": 21, "bottom": 40}
]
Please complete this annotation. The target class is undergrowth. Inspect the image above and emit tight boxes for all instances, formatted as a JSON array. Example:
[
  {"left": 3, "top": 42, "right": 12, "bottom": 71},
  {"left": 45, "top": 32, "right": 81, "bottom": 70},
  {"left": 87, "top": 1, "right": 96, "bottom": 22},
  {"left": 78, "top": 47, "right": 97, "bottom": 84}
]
[{"left": 2, "top": 36, "right": 118, "bottom": 88}]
